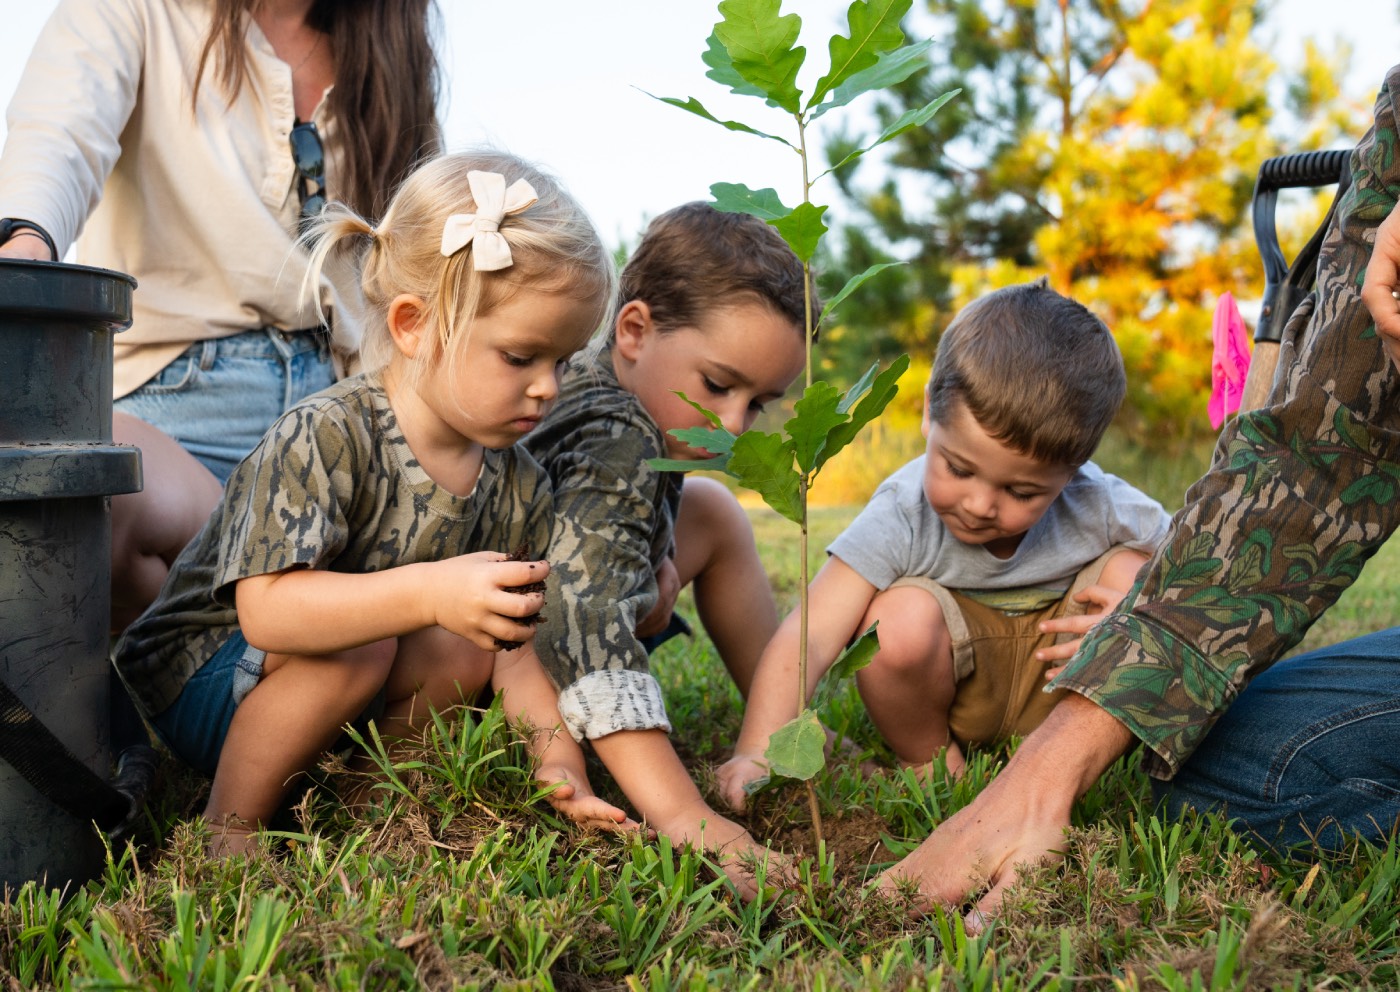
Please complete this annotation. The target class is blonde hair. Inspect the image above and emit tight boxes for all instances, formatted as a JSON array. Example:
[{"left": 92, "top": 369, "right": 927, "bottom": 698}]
[{"left": 301, "top": 150, "right": 616, "bottom": 389}]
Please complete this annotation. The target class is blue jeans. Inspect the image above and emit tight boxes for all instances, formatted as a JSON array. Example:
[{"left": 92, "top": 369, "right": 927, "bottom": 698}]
[
  {"left": 114, "top": 328, "right": 334, "bottom": 483},
  {"left": 1155, "top": 627, "right": 1400, "bottom": 850}
]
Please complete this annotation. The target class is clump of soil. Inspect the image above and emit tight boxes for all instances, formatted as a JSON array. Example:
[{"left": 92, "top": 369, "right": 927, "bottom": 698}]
[{"left": 495, "top": 544, "right": 547, "bottom": 650}]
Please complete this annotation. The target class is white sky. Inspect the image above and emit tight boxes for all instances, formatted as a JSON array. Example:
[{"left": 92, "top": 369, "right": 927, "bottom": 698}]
[{"left": 1, "top": 0, "right": 1397, "bottom": 248}]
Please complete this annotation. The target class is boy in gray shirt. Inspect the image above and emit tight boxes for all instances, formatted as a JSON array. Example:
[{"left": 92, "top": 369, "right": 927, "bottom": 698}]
[{"left": 719, "top": 280, "right": 1170, "bottom": 801}]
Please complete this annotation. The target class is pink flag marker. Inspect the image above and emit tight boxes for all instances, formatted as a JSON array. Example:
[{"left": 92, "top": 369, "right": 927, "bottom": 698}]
[{"left": 1209, "top": 291, "right": 1251, "bottom": 429}]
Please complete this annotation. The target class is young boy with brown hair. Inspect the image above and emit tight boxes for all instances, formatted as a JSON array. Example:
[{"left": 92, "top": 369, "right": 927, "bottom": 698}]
[
  {"left": 523, "top": 201, "right": 813, "bottom": 889},
  {"left": 718, "top": 279, "right": 1171, "bottom": 802}
]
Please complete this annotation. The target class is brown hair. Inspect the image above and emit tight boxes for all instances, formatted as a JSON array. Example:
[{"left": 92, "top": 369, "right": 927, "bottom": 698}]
[
  {"left": 301, "top": 150, "right": 616, "bottom": 389},
  {"left": 195, "top": 0, "right": 442, "bottom": 218},
  {"left": 926, "top": 279, "right": 1125, "bottom": 467},
  {"left": 618, "top": 202, "right": 818, "bottom": 338}
]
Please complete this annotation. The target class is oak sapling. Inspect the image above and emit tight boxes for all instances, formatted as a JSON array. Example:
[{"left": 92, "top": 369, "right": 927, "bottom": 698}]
[
  {"left": 494, "top": 544, "right": 546, "bottom": 651},
  {"left": 645, "top": 0, "right": 957, "bottom": 839}
]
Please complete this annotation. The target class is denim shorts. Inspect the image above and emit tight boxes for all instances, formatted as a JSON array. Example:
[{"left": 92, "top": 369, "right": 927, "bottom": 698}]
[
  {"left": 149, "top": 631, "right": 266, "bottom": 779},
  {"left": 115, "top": 327, "right": 334, "bottom": 483}
]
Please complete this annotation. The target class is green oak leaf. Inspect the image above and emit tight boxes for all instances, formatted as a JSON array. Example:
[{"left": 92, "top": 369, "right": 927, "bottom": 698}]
[
  {"left": 674, "top": 390, "right": 727, "bottom": 429},
  {"left": 816, "top": 354, "right": 910, "bottom": 473},
  {"left": 826, "top": 622, "right": 880, "bottom": 684},
  {"left": 771, "top": 201, "right": 828, "bottom": 263},
  {"left": 714, "top": 0, "right": 806, "bottom": 114},
  {"left": 710, "top": 183, "right": 792, "bottom": 222},
  {"left": 820, "top": 89, "right": 959, "bottom": 178},
  {"left": 764, "top": 708, "right": 826, "bottom": 780},
  {"left": 647, "top": 455, "right": 730, "bottom": 473},
  {"left": 787, "top": 380, "right": 847, "bottom": 473},
  {"left": 728, "top": 430, "right": 802, "bottom": 523},
  {"left": 837, "top": 361, "right": 879, "bottom": 414},
  {"left": 819, "top": 262, "right": 905, "bottom": 325},
  {"left": 644, "top": 92, "right": 795, "bottom": 148},
  {"left": 668, "top": 425, "right": 737, "bottom": 457},
  {"left": 810, "top": 40, "right": 935, "bottom": 121},
  {"left": 701, "top": 31, "right": 767, "bottom": 97},
  {"left": 809, "top": 0, "right": 909, "bottom": 109}
]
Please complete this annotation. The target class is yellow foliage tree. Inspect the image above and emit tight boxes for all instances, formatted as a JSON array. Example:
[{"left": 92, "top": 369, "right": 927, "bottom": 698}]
[{"left": 823, "top": 0, "right": 1367, "bottom": 448}]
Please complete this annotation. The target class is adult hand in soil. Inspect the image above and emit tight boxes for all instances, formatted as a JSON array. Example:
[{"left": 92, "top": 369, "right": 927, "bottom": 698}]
[
  {"left": 432, "top": 552, "right": 549, "bottom": 652},
  {"left": 715, "top": 752, "right": 769, "bottom": 812},
  {"left": 874, "top": 694, "right": 1133, "bottom": 932},
  {"left": 537, "top": 764, "right": 645, "bottom": 834},
  {"left": 635, "top": 556, "right": 680, "bottom": 639},
  {"left": 1362, "top": 198, "right": 1400, "bottom": 373}
]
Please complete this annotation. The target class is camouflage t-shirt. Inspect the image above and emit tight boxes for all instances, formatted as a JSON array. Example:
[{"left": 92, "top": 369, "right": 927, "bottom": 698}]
[
  {"left": 523, "top": 341, "right": 682, "bottom": 741},
  {"left": 114, "top": 372, "right": 552, "bottom": 717}
]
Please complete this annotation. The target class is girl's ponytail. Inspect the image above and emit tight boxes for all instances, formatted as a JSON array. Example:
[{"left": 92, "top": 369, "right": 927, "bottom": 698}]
[{"left": 298, "top": 205, "right": 377, "bottom": 329}]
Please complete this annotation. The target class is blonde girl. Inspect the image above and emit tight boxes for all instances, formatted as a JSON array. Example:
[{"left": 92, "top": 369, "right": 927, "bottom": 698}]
[{"left": 114, "top": 151, "right": 628, "bottom": 853}]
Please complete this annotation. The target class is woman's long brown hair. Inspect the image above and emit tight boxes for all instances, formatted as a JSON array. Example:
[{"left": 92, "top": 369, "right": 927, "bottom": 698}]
[{"left": 194, "top": 0, "right": 443, "bottom": 218}]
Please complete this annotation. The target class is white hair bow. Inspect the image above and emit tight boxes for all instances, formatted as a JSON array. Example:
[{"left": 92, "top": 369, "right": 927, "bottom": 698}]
[{"left": 439, "top": 171, "right": 539, "bottom": 270}]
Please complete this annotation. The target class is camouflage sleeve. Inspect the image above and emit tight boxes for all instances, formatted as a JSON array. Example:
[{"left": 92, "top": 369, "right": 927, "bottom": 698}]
[
  {"left": 1053, "top": 66, "right": 1400, "bottom": 778},
  {"left": 533, "top": 410, "right": 672, "bottom": 741}
]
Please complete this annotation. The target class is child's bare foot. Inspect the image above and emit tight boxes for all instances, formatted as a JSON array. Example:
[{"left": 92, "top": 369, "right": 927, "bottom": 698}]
[{"left": 536, "top": 764, "right": 643, "bottom": 834}]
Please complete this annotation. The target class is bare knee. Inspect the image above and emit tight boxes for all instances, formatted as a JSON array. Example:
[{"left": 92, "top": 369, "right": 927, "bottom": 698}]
[
  {"left": 860, "top": 588, "right": 954, "bottom": 684},
  {"left": 674, "top": 476, "right": 755, "bottom": 579},
  {"left": 385, "top": 626, "right": 493, "bottom": 711}
]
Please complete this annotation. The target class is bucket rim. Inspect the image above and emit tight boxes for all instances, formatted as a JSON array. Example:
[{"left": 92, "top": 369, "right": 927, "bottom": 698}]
[{"left": 0, "top": 257, "right": 137, "bottom": 288}]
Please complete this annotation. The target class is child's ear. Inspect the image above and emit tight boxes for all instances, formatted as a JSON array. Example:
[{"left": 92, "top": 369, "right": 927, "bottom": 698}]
[
  {"left": 386, "top": 294, "right": 429, "bottom": 359},
  {"left": 613, "top": 300, "right": 655, "bottom": 362},
  {"left": 921, "top": 384, "right": 933, "bottom": 439}
]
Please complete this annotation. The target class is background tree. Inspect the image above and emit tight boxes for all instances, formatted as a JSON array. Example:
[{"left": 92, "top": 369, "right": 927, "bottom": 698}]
[{"left": 819, "top": 0, "right": 1365, "bottom": 448}]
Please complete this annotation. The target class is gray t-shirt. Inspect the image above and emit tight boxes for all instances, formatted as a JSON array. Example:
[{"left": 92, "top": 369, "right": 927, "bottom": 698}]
[
  {"left": 115, "top": 372, "right": 552, "bottom": 716},
  {"left": 828, "top": 455, "right": 1170, "bottom": 603}
]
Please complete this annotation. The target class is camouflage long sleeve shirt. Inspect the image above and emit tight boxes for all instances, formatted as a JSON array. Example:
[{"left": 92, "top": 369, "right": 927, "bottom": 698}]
[
  {"left": 1051, "top": 65, "right": 1400, "bottom": 778},
  {"left": 523, "top": 342, "right": 682, "bottom": 741}
]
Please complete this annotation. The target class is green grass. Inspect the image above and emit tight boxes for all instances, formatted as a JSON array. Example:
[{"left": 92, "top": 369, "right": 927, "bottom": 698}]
[{"left": 4, "top": 492, "right": 1399, "bottom": 988}]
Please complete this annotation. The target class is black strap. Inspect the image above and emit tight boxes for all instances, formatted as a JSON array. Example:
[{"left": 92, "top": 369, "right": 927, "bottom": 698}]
[
  {"left": 0, "top": 678, "right": 142, "bottom": 833},
  {"left": 0, "top": 217, "right": 59, "bottom": 261}
]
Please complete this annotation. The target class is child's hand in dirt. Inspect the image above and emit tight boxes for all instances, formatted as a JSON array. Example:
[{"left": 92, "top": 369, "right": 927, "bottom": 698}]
[
  {"left": 1035, "top": 583, "right": 1126, "bottom": 678},
  {"left": 536, "top": 764, "right": 643, "bottom": 834},
  {"left": 431, "top": 551, "right": 549, "bottom": 652},
  {"left": 654, "top": 801, "right": 790, "bottom": 902},
  {"left": 715, "top": 753, "right": 770, "bottom": 812}
]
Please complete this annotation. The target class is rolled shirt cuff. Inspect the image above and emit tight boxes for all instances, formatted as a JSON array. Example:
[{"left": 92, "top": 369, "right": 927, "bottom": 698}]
[
  {"left": 1048, "top": 613, "right": 1236, "bottom": 780},
  {"left": 556, "top": 669, "right": 672, "bottom": 742}
]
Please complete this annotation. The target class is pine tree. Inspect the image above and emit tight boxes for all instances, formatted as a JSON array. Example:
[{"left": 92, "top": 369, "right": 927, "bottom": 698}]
[{"left": 823, "top": 0, "right": 1364, "bottom": 445}]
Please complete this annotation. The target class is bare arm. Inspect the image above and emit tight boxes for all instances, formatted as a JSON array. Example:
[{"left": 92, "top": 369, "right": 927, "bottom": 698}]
[
  {"left": 492, "top": 648, "right": 638, "bottom": 832},
  {"left": 877, "top": 692, "right": 1134, "bottom": 928},
  {"left": 234, "top": 554, "right": 549, "bottom": 656},
  {"left": 716, "top": 555, "right": 878, "bottom": 809}
]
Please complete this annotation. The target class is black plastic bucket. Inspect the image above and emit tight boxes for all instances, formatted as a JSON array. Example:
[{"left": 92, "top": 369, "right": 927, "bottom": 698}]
[{"left": 0, "top": 259, "right": 141, "bottom": 893}]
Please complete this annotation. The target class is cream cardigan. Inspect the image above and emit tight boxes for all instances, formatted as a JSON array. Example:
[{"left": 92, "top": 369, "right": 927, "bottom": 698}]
[{"left": 0, "top": 0, "right": 364, "bottom": 397}]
